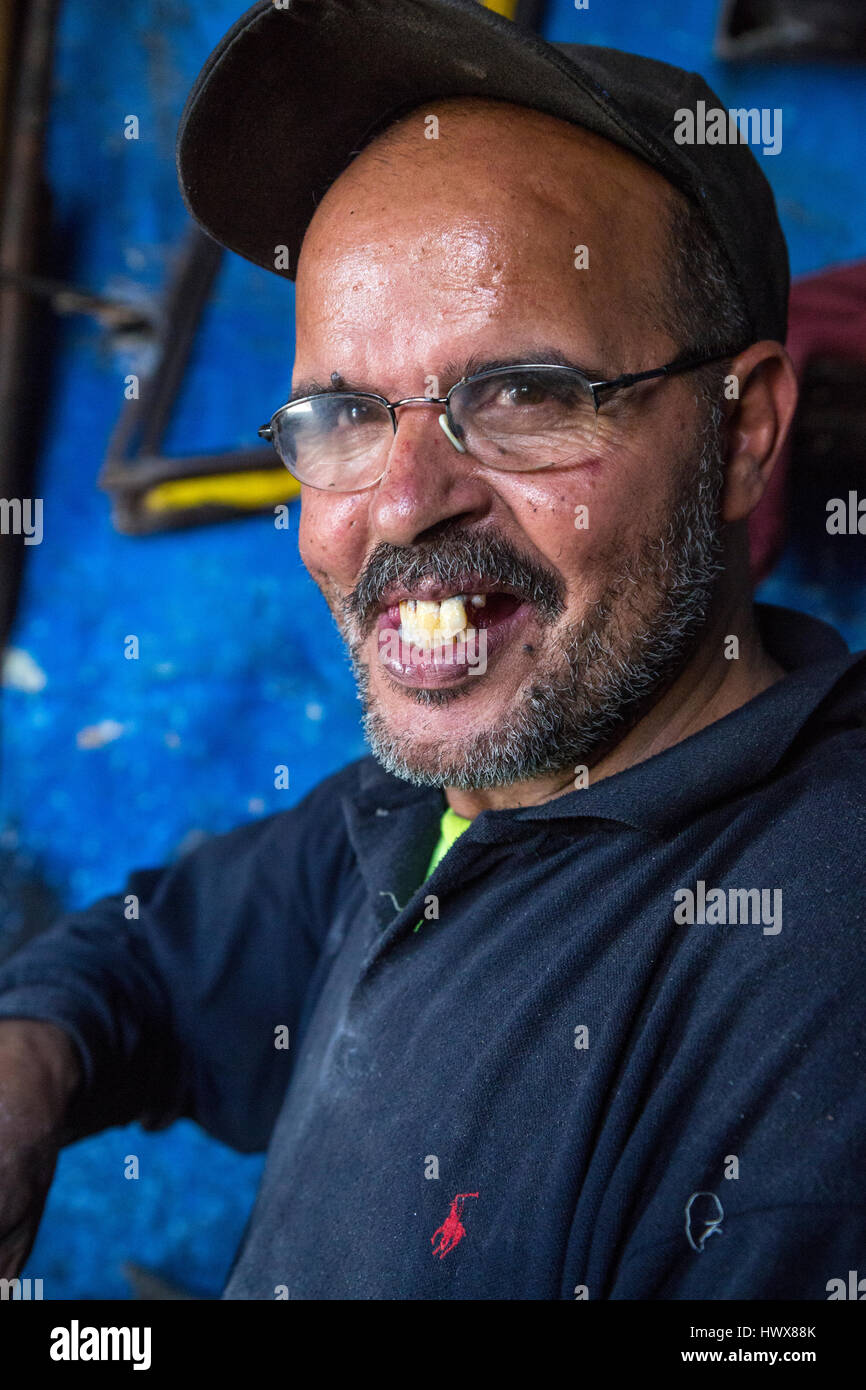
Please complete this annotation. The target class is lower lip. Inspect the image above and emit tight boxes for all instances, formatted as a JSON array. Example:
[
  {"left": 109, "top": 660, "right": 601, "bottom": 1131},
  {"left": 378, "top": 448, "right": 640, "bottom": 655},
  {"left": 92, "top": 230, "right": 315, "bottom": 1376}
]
[{"left": 374, "top": 595, "right": 532, "bottom": 688}]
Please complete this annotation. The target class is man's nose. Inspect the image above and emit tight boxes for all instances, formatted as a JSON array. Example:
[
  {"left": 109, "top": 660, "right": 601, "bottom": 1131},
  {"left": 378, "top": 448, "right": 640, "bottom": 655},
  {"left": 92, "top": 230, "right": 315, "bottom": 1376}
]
[{"left": 367, "top": 404, "right": 492, "bottom": 545}]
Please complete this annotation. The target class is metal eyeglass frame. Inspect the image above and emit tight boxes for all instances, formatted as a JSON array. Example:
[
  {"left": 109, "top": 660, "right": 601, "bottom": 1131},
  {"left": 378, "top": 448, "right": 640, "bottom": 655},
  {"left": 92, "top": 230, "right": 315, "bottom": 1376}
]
[{"left": 257, "top": 349, "right": 737, "bottom": 480}]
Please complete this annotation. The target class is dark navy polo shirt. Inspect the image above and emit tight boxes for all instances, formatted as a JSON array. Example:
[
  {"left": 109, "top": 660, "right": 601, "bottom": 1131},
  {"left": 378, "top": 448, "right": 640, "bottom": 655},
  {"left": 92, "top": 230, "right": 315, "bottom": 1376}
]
[{"left": 1, "top": 603, "right": 865, "bottom": 1299}]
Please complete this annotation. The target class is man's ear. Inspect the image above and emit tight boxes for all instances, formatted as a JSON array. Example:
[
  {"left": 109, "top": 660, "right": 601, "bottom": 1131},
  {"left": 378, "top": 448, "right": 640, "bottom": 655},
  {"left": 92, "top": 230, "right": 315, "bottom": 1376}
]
[{"left": 720, "top": 341, "right": 798, "bottom": 524}]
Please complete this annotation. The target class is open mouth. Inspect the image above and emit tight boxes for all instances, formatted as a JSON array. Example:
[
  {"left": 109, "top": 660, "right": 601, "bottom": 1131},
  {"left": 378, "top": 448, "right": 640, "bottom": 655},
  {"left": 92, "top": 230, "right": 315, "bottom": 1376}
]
[{"left": 374, "top": 583, "right": 532, "bottom": 687}]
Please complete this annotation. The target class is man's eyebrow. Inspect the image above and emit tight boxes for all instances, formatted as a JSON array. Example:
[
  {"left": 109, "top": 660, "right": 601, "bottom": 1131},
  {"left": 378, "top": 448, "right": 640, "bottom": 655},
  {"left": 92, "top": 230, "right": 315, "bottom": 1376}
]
[
  {"left": 286, "top": 374, "right": 373, "bottom": 403},
  {"left": 287, "top": 349, "right": 608, "bottom": 404},
  {"left": 440, "top": 348, "right": 606, "bottom": 383}
]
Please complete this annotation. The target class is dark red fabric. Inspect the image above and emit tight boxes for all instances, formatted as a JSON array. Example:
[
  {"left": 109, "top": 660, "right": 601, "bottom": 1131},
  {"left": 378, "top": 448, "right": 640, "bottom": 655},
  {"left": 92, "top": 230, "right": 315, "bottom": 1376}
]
[{"left": 749, "top": 259, "right": 866, "bottom": 584}]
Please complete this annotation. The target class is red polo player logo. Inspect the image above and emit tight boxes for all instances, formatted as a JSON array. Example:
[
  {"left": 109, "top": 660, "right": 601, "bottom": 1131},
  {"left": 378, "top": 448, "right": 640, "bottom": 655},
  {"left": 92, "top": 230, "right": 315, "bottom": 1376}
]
[{"left": 431, "top": 1193, "right": 479, "bottom": 1258}]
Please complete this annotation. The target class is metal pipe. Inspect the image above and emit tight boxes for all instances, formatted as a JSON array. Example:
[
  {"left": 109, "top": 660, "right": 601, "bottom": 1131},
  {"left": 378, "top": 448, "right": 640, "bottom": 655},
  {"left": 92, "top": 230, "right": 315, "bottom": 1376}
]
[{"left": 0, "top": 0, "right": 60, "bottom": 650}]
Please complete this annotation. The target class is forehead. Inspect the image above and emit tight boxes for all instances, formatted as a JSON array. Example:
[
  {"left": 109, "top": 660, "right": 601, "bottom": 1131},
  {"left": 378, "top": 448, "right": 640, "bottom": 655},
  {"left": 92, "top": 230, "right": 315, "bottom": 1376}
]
[{"left": 295, "top": 98, "right": 676, "bottom": 370}]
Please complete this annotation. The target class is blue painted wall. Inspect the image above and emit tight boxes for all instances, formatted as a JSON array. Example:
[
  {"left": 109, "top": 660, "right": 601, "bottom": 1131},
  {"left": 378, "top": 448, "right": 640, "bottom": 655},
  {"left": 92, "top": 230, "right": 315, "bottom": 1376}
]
[{"left": 3, "top": 0, "right": 864, "bottom": 1297}]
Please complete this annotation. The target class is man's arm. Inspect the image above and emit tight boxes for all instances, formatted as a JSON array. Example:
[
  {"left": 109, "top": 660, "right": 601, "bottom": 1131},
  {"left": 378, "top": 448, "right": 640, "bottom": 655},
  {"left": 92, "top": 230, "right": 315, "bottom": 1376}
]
[
  {"left": 0, "top": 765, "right": 362, "bottom": 1277},
  {"left": 0, "top": 1020, "right": 82, "bottom": 1279},
  {"left": 0, "top": 767, "right": 360, "bottom": 1146},
  {"left": 0, "top": 864, "right": 191, "bottom": 1142}
]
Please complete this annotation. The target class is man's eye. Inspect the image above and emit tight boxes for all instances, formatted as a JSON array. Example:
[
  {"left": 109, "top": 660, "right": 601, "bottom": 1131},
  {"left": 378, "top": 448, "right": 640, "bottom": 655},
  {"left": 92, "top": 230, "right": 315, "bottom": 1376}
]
[
  {"left": 483, "top": 374, "right": 585, "bottom": 412},
  {"left": 503, "top": 380, "right": 550, "bottom": 407},
  {"left": 334, "top": 399, "right": 374, "bottom": 427}
]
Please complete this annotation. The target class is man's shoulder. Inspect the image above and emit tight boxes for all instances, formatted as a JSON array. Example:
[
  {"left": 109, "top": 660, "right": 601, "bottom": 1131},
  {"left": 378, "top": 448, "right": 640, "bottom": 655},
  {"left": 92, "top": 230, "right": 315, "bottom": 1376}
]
[
  {"left": 281, "top": 753, "right": 384, "bottom": 816},
  {"left": 130, "top": 756, "right": 380, "bottom": 910},
  {"left": 768, "top": 703, "right": 866, "bottom": 848},
  {"left": 712, "top": 713, "right": 866, "bottom": 971},
  {"left": 114, "top": 756, "right": 388, "bottom": 951},
  {"left": 185, "top": 754, "right": 380, "bottom": 861}
]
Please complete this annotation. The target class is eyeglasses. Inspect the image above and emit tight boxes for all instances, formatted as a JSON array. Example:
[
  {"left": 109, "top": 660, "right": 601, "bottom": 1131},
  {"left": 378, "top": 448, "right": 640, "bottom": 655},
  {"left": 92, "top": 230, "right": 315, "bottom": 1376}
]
[{"left": 258, "top": 351, "right": 735, "bottom": 492}]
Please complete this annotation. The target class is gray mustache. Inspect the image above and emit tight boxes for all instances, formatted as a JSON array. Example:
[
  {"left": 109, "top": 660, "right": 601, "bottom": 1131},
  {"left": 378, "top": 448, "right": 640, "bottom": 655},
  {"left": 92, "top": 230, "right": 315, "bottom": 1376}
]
[{"left": 346, "top": 529, "right": 566, "bottom": 634}]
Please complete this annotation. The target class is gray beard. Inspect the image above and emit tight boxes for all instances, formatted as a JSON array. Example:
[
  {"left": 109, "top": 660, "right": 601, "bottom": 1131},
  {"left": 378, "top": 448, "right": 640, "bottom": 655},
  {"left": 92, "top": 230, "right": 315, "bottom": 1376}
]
[{"left": 344, "top": 405, "right": 726, "bottom": 790}]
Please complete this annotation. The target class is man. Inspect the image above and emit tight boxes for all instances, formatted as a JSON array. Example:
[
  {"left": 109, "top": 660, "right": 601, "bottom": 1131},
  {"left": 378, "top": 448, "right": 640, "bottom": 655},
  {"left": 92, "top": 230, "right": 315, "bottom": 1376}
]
[{"left": 0, "top": 0, "right": 864, "bottom": 1300}]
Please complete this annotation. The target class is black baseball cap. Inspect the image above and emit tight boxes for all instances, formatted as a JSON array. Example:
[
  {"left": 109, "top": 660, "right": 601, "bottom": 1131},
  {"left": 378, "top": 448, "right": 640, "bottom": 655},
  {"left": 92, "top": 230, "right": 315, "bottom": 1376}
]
[{"left": 176, "top": 0, "right": 789, "bottom": 342}]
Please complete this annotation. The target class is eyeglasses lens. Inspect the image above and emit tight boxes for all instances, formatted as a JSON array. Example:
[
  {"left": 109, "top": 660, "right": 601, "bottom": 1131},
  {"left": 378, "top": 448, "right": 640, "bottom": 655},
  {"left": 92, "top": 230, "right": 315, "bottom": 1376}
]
[
  {"left": 268, "top": 367, "right": 598, "bottom": 490},
  {"left": 450, "top": 367, "right": 598, "bottom": 472}
]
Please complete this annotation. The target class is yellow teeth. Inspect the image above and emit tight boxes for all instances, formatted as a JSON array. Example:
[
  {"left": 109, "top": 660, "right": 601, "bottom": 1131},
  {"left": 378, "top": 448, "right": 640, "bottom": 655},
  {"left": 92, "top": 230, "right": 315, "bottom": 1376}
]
[{"left": 398, "top": 594, "right": 485, "bottom": 645}]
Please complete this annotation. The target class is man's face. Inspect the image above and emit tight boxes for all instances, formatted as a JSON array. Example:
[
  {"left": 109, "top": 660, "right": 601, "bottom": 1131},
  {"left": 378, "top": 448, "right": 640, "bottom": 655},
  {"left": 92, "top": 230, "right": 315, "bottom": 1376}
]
[{"left": 293, "top": 100, "right": 725, "bottom": 789}]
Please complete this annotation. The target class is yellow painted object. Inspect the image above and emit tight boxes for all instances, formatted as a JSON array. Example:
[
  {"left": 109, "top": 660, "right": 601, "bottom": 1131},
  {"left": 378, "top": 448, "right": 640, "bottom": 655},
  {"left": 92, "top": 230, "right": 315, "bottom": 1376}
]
[
  {"left": 142, "top": 470, "right": 301, "bottom": 514},
  {"left": 482, "top": 0, "right": 520, "bottom": 18}
]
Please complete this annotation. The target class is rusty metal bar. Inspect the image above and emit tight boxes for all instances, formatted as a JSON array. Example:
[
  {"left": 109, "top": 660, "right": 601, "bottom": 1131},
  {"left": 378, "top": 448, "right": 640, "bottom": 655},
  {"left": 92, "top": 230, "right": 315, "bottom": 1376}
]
[{"left": 0, "top": 0, "right": 60, "bottom": 650}]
